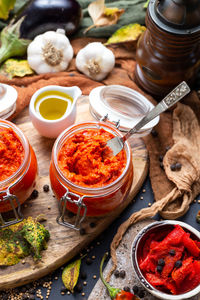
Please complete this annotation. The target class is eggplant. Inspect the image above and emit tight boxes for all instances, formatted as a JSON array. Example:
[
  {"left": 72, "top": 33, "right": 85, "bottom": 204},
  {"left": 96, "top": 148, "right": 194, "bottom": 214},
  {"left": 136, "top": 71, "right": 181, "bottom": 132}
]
[{"left": 19, "top": 0, "right": 82, "bottom": 39}]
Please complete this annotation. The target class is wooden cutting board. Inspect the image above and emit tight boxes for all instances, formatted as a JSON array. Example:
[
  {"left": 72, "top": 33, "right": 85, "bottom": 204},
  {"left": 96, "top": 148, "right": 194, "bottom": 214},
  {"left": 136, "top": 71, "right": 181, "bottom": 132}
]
[{"left": 0, "top": 96, "right": 148, "bottom": 290}]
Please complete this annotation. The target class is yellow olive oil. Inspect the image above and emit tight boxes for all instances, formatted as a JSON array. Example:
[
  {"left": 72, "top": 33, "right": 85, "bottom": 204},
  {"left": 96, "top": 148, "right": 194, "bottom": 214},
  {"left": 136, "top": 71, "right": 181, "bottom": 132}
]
[
  {"left": 39, "top": 98, "right": 68, "bottom": 120},
  {"left": 34, "top": 90, "right": 73, "bottom": 121}
]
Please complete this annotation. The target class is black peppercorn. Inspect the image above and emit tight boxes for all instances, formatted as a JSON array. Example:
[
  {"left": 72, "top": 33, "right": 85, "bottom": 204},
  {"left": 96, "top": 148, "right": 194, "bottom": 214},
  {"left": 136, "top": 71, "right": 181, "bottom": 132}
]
[
  {"left": 138, "top": 289, "right": 145, "bottom": 298},
  {"left": 60, "top": 286, "right": 67, "bottom": 293},
  {"left": 151, "top": 129, "right": 158, "bottom": 137},
  {"left": 119, "top": 270, "right": 126, "bottom": 278},
  {"left": 123, "top": 286, "right": 130, "bottom": 292},
  {"left": 30, "top": 189, "right": 38, "bottom": 199},
  {"left": 43, "top": 184, "right": 49, "bottom": 192},
  {"left": 89, "top": 222, "right": 96, "bottom": 228},
  {"left": 169, "top": 249, "right": 176, "bottom": 256},
  {"left": 114, "top": 269, "right": 120, "bottom": 277},
  {"left": 175, "top": 162, "right": 182, "bottom": 171},
  {"left": 175, "top": 260, "right": 182, "bottom": 268},
  {"left": 170, "top": 164, "right": 176, "bottom": 171},
  {"left": 132, "top": 285, "right": 139, "bottom": 294},
  {"left": 158, "top": 258, "right": 165, "bottom": 266},
  {"left": 157, "top": 265, "right": 163, "bottom": 273},
  {"left": 80, "top": 228, "right": 86, "bottom": 235},
  {"left": 80, "top": 271, "right": 87, "bottom": 280},
  {"left": 160, "top": 162, "right": 164, "bottom": 169},
  {"left": 75, "top": 283, "right": 83, "bottom": 293},
  {"left": 86, "top": 258, "right": 92, "bottom": 265}
]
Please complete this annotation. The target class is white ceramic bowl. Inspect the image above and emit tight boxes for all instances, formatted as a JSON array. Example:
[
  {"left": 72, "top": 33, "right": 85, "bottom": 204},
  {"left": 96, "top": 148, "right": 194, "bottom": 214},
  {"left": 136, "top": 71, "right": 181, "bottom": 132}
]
[
  {"left": 131, "top": 220, "right": 200, "bottom": 300},
  {"left": 29, "top": 85, "right": 82, "bottom": 138}
]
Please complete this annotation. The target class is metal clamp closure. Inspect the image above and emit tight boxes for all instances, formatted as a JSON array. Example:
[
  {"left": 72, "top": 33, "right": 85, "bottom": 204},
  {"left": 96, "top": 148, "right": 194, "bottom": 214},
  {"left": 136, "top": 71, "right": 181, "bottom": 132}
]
[
  {"left": 56, "top": 189, "right": 87, "bottom": 231},
  {"left": 0, "top": 191, "right": 24, "bottom": 228}
]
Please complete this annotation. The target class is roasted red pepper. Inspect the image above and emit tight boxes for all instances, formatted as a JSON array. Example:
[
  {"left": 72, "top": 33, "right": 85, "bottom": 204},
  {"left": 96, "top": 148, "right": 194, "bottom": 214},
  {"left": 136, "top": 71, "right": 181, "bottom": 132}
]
[
  {"left": 139, "top": 225, "right": 200, "bottom": 295},
  {"left": 100, "top": 254, "right": 139, "bottom": 300}
]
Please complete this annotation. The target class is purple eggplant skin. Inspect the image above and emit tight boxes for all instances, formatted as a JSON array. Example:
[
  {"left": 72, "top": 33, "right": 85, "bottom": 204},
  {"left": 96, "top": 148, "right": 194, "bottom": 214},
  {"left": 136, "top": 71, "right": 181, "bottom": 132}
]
[{"left": 19, "top": 0, "right": 82, "bottom": 39}]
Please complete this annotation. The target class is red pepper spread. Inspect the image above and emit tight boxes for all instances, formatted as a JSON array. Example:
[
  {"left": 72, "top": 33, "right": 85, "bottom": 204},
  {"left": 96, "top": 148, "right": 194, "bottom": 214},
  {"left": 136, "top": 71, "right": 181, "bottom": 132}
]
[
  {"left": 139, "top": 225, "right": 200, "bottom": 295},
  {"left": 0, "top": 127, "right": 24, "bottom": 182},
  {"left": 58, "top": 128, "right": 126, "bottom": 188}
]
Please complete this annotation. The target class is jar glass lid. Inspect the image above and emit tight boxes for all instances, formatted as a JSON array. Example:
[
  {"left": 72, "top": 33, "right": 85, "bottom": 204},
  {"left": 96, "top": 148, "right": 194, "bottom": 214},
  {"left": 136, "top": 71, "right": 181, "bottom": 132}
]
[
  {"left": 0, "top": 84, "right": 17, "bottom": 119},
  {"left": 89, "top": 85, "right": 159, "bottom": 137}
]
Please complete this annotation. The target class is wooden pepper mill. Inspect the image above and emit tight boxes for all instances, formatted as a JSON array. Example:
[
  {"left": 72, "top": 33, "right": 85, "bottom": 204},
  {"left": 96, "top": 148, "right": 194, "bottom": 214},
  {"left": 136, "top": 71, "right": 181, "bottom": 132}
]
[{"left": 135, "top": 0, "right": 200, "bottom": 98}]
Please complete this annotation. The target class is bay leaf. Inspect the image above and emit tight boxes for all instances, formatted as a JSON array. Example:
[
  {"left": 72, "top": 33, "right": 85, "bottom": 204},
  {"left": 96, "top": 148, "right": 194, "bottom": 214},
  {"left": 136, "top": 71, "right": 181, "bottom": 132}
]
[
  {"left": 84, "top": 0, "right": 125, "bottom": 33},
  {"left": 62, "top": 258, "right": 81, "bottom": 292}
]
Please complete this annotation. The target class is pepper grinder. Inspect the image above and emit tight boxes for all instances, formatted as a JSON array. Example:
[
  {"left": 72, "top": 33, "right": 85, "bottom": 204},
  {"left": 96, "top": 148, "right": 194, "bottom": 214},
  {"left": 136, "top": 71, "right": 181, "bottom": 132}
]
[{"left": 135, "top": 0, "right": 200, "bottom": 98}]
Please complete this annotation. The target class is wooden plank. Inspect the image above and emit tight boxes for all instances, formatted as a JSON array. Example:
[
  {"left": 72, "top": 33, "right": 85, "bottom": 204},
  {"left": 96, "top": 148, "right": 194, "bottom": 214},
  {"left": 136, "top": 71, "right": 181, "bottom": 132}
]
[{"left": 0, "top": 97, "right": 148, "bottom": 289}]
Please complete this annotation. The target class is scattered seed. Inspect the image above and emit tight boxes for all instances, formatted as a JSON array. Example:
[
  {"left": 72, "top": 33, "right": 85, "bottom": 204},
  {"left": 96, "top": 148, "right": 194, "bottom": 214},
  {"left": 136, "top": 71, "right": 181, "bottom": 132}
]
[
  {"left": 83, "top": 281, "right": 87, "bottom": 286},
  {"left": 140, "top": 196, "right": 144, "bottom": 200},
  {"left": 148, "top": 202, "right": 152, "bottom": 206},
  {"left": 93, "top": 275, "right": 97, "bottom": 279},
  {"left": 92, "top": 255, "right": 96, "bottom": 260},
  {"left": 21, "top": 260, "right": 26, "bottom": 264},
  {"left": 67, "top": 291, "right": 70, "bottom": 295},
  {"left": 142, "top": 189, "right": 146, "bottom": 193},
  {"left": 43, "top": 185, "right": 49, "bottom": 192},
  {"left": 119, "top": 270, "right": 126, "bottom": 278},
  {"left": 81, "top": 292, "right": 85, "bottom": 296}
]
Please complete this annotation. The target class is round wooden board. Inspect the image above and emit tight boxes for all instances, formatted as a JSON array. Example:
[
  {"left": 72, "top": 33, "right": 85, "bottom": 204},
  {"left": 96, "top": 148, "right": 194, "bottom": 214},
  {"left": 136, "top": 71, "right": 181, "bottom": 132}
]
[{"left": 0, "top": 97, "right": 148, "bottom": 290}]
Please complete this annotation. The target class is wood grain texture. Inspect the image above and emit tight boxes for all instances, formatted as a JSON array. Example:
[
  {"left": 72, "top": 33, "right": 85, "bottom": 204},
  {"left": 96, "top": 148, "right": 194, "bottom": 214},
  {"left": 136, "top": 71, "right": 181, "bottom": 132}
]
[{"left": 0, "top": 97, "right": 148, "bottom": 290}]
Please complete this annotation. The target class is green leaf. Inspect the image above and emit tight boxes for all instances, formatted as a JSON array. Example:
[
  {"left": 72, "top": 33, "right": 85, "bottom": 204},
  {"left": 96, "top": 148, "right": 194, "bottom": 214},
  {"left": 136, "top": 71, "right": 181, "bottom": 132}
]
[
  {"left": 0, "top": 0, "right": 16, "bottom": 20},
  {"left": 62, "top": 258, "right": 81, "bottom": 292},
  {"left": 0, "top": 17, "right": 31, "bottom": 65}
]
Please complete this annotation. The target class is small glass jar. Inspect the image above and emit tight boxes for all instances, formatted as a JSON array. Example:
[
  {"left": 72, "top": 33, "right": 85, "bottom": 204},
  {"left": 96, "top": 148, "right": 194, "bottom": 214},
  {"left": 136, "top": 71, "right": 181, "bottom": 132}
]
[
  {"left": 0, "top": 120, "right": 38, "bottom": 214},
  {"left": 50, "top": 121, "right": 133, "bottom": 220}
]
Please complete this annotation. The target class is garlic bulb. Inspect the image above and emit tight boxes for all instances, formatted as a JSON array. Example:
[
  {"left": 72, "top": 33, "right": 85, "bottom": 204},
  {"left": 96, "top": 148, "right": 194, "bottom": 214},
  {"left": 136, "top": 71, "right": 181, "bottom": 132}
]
[
  {"left": 27, "top": 29, "right": 73, "bottom": 74},
  {"left": 75, "top": 42, "right": 115, "bottom": 81}
]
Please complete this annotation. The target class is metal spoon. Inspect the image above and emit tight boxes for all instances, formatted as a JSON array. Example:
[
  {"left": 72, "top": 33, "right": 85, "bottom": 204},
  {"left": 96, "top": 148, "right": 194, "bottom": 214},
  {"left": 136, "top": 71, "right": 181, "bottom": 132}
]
[{"left": 106, "top": 81, "right": 191, "bottom": 156}]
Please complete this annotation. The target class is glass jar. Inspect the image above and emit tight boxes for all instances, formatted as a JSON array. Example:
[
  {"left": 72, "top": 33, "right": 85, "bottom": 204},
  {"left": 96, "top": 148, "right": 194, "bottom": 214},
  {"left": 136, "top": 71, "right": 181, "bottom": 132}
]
[
  {"left": 50, "top": 121, "right": 133, "bottom": 223},
  {"left": 0, "top": 120, "right": 38, "bottom": 215}
]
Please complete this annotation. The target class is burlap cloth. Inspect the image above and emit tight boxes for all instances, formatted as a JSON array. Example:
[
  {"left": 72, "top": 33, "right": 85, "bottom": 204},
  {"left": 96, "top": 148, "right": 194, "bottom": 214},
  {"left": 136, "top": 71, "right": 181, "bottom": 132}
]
[{"left": 1, "top": 38, "right": 200, "bottom": 275}]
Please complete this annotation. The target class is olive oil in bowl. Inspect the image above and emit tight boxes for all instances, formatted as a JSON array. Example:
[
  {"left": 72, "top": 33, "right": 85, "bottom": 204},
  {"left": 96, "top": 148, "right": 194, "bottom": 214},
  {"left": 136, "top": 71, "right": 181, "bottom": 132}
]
[
  {"left": 29, "top": 85, "right": 82, "bottom": 138},
  {"left": 34, "top": 90, "right": 73, "bottom": 121}
]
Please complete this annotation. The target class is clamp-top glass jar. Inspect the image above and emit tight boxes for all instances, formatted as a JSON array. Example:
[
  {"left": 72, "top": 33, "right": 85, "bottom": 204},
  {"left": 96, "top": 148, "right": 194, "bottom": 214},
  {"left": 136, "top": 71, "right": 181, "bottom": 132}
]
[
  {"left": 50, "top": 121, "right": 133, "bottom": 229},
  {"left": 0, "top": 120, "right": 38, "bottom": 226}
]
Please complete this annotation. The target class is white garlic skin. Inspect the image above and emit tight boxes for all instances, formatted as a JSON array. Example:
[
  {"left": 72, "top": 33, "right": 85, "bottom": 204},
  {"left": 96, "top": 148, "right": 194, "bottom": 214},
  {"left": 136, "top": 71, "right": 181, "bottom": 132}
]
[
  {"left": 27, "top": 29, "right": 73, "bottom": 74},
  {"left": 75, "top": 42, "right": 115, "bottom": 81}
]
